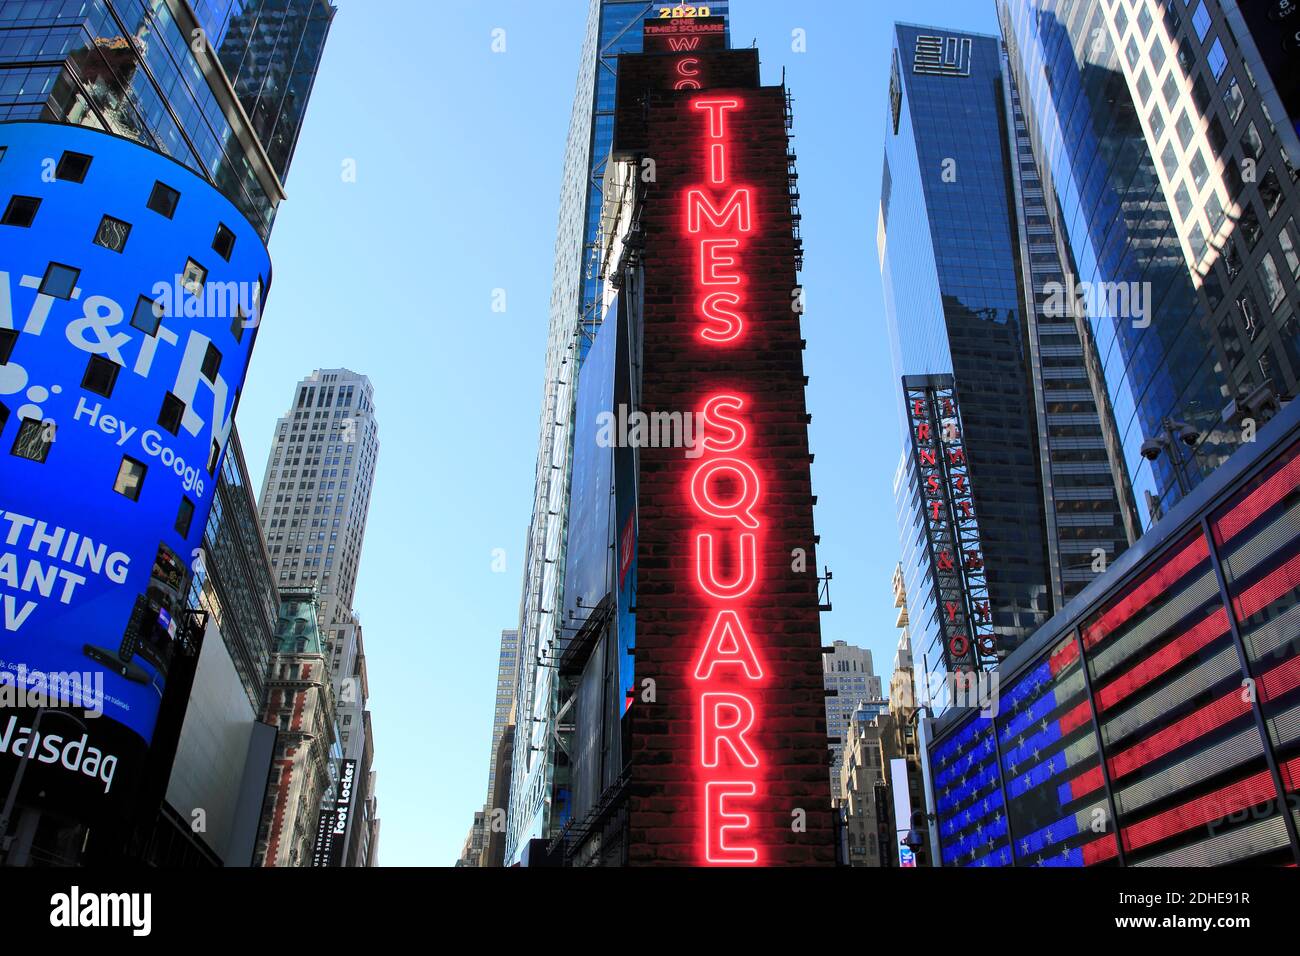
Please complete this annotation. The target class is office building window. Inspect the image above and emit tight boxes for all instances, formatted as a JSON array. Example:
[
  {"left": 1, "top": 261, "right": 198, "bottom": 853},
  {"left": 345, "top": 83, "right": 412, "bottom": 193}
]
[
  {"left": 1207, "top": 114, "right": 1227, "bottom": 158},
  {"left": 1224, "top": 76, "right": 1245, "bottom": 122},
  {"left": 1, "top": 195, "right": 39, "bottom": 227},
  {"left": 1239, "top": 202, "right": 1263, "bottom": 249},
  {"left": 92, "top": 215, "right": 131, "bottom": 253},
  {"left": 1162, "top": 72, "right": 1180, "bottom": 111},
  {"left": 54, "top": 151, "right": 91, "bottom": 183},
  {"left": 1189, "top": 149, "right": 1209, "bottom": 190},
  {"left": 1191, "top": 2, "right": 1211, "bottom": 41},
  {"left": 1259, "top": 254, "right": 1286, "bottom": 312},
  {"left": 1149, "top": 103, "right": 1166, "bottom": 142},
  {"left": 147, "top": 181, "right": 180, "bottom": 218},
  {"left": 1280, "top": 220, "right": 1300, "bottom": 279},
  {"left": 81, "top": 354, "right": 120, "bottom": 397},
  {"left": 1207, "top": 39, "right": 1227, "bottom": 80},
  {"left": 1149, "top": 37, "right": 1166, "bottom": 75},
  {"left": 1241, "top": 122, "right": 1264, "bottom": 162},
  {"left": 113, "top": 456, "right": 147, "bottom": 501},
  {"left": 1161, "top": 141, "right": 1178, "bottom": 180},
  {"left": 1260, "top": 168, "right": 1284, "bottom": 218}
]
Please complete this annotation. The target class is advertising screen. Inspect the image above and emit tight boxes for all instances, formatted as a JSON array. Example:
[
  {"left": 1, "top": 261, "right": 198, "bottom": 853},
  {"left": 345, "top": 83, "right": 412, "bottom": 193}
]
[{"left": 0, "top": 122, "right": 271, "bottom": 805}]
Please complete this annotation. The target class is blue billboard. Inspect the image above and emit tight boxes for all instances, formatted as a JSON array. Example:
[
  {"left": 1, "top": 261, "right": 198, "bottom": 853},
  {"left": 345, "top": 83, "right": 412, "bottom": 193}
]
[{"left": 0, "top": 121, "right": 271, "bottom": 756}]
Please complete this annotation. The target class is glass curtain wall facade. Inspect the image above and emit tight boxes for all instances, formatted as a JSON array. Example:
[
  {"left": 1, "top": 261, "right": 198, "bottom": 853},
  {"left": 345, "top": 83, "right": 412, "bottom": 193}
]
[
  {"left": 998, "top": 0, "right": 1300, "bottom": 528},
  {"left": 928, "top": 398, "right": 1300, "bottom": 867},
  {"left": 187, "top": 429, "right": 280, "bottom": 711},
  {"left": 213, "top": 0, "right": 335, "bottom": 180},
  {"left": 190, "top": 0, "right": 240, "bottom": 45},
  {"left": 504, "top": 0, "right": 729, "bottom": 866},
  {"left": 0, "top": 0, "right": 316, "bottom": 236},
  {"left": 1002, "top": 54, "right": 1139, "bottom": 608},
  {"left": 881, "top": 24, "right": 1054, "bottom": 710}
]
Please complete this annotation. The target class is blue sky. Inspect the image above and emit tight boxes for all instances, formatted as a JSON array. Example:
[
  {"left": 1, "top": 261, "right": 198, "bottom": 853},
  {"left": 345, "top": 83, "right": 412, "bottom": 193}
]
[{"left": 233, "top": 0, "right": 1000, "bottom": 866}]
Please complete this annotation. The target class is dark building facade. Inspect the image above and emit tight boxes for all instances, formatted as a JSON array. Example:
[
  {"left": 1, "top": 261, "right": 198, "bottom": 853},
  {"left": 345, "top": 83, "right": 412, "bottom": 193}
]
[
  {"left": 532, "top": 11, "right": 835, "bottom": 867},
  {"left": 211, "top": 0, "right": 335, "bottom": 181},
  {"left": 927, "top": 396, "right": 1300, "bottom": 866}
]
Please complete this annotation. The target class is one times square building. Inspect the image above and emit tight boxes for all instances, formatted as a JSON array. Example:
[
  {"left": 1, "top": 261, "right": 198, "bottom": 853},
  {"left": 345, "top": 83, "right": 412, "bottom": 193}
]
[
  {"left": 0, "top": 0, "right": 333, "bottom": 865},
  {"left": 504, "top": 1, "right": 736, "bottom": 864},
  {"left": 507, "top": 7, "right": 835, "bottom": 866}
]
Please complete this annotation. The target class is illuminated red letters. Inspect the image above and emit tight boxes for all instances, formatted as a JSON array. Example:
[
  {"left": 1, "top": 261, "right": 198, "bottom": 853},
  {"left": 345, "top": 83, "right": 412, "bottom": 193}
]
[
  {"left": 685, "top": 94, "right": 767, "bottom": 865},
  {"left": 705, "top": 781, "right": 758, "bottom": 864},
  {"left": 674, "top": 55, "right": 702, "bottom": 89},
  {"left": 695, "top": 532, "right": 757, "bottom": 599},
  {"left": 700, "top": 692, "right": 759, "bottom": 767},
  {"left": 694, "top": 608, "right": 764, "bottom": 680}
]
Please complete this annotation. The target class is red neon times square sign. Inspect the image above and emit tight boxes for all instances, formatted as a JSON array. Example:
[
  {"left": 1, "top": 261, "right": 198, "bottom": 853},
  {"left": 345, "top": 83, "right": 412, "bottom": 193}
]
[
  {"left": 685, "top": 96, "right": 765, "bottom": 865},
  {"left": 624, "top": 74, "right": 832, "bottom": 866}
]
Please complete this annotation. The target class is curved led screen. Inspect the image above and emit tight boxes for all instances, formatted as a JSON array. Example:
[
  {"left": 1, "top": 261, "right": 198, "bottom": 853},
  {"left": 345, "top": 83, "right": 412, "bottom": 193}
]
[{"left": 0, "top": 121, "right": 271, "bottom": 753}]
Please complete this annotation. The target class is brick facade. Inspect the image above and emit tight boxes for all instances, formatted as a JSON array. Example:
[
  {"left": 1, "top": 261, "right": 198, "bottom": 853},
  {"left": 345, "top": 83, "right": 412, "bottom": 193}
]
[{"left": 621, "top": 52, "right": 835, "bottom": 866}]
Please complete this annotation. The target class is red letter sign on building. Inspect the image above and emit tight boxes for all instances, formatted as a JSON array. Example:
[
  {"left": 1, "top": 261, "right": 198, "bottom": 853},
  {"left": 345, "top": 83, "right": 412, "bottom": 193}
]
[{"left": 617, "top": 40, "right": 834, "bottom": 866}]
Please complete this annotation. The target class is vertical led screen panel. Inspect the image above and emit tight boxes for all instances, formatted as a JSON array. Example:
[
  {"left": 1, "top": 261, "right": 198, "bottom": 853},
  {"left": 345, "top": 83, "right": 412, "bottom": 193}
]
[
  {"left": 0, "top": 123, "right": 269, "bottom": 812},
  {"left": 996, "top": 632, "right": 1117, "bottom": 866},
  {"left": 1080, "top": 529, "right": 1284, "bottom": 865},
  {"left": 930, "top": 712, "right": 1013, "bottom": 866},
  {"left": 1211, "top": 438, "right": 1300, "bottom": 851},
  {"left": 620, "top": 50, "right": 833, "bottom": 866}
]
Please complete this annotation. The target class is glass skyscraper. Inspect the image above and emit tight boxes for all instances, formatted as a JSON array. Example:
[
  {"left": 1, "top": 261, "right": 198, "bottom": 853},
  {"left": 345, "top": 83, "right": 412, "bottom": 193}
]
[
  {"left": 906, "top": 0, "right": 1300, "bottom": 869},
  {"left": 885, "top": 26, "right": 1055, "bottom": 708},
  {"left": 504, "top": 0, "right": 730, "bottom": 866},
  {"left": 212, "top": 0, "right": 335, "bottom": 180},
  {"left": 0, "top": 0, "right": 334, "bottom": 234},
  {"left": 882, "top": 21, "right": 1133, "bottom": 716},
  {"left": 999, "top": 0, "right": 1300, "bottom": 526}
]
